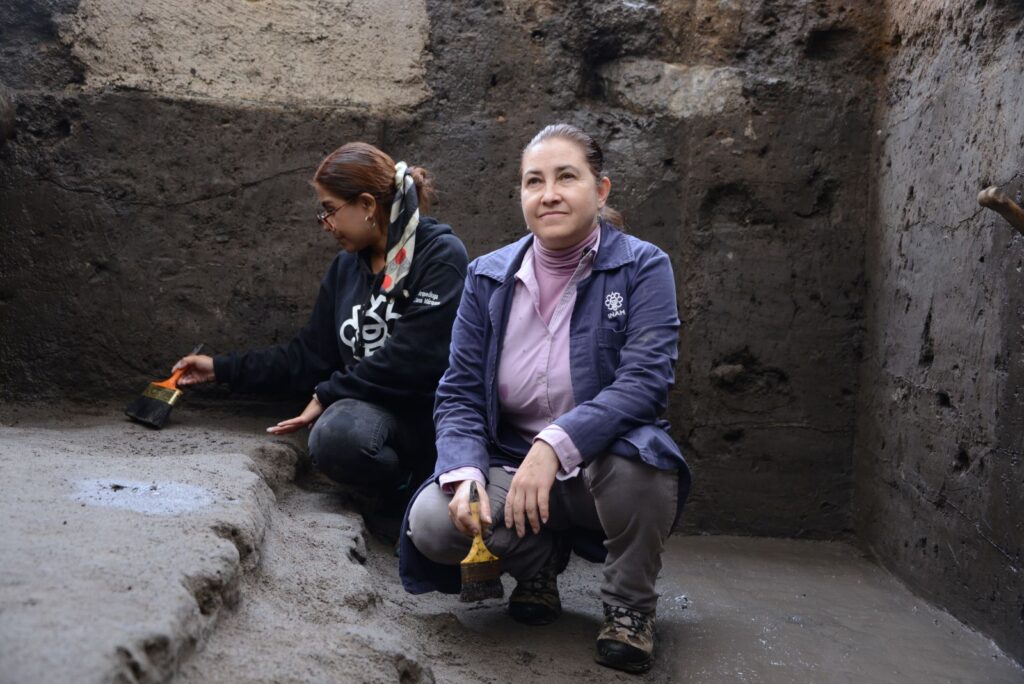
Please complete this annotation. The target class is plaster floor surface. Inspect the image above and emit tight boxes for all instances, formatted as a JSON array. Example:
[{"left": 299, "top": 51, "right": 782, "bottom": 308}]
[{"left": 0, "top": 404, "right": 1020, "bottom": 683}]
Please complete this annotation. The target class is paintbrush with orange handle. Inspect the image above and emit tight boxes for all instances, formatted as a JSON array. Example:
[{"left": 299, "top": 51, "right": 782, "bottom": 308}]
[{"left": 125, "top": 344, "right": 203, "bottom": 428}]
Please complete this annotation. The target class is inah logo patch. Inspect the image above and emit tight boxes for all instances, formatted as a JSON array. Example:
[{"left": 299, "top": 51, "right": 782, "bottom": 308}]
[{"left": 604, "top": 291, "right": 626, "bottom": 319}]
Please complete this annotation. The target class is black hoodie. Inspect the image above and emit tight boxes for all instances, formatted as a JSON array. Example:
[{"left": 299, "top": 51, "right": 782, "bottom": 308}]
[{"left": 213, "top": 218, "right": 468, "bottom": 413}]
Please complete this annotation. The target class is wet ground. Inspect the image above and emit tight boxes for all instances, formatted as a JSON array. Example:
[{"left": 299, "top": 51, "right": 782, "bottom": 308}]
[{"left": 1, "top": 404, "right": 1020, "bottom": 683}]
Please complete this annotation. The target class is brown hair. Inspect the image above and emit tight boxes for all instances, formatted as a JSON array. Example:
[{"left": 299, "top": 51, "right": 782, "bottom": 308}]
[
  {"left": 313, "top": 142, "right": 435, "bottom": 229},
  {"left": 521, "top": 123, "right": 624, "bottom": 228}
]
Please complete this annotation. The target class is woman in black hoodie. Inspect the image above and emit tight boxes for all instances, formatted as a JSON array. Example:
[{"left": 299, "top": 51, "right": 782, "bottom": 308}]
[{"left": 174, "top": 142, "right": 468, "bottom": 496}]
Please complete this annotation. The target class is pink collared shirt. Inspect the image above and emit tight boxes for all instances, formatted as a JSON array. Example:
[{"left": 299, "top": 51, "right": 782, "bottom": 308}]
[{"left": 439, "top": 227, "right": 600, "bottom": 491}]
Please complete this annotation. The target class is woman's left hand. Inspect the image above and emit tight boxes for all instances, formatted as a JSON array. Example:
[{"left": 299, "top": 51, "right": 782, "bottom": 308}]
[
  {"left": 505, "top": 440, "right": 560, "bottom": 538},
  {"left": 267, "top": 396, "right": 324, "bottom": 435}
]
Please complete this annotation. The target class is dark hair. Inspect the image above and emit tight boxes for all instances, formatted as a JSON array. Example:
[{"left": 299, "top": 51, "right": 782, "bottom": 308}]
[
  {"left": 521, "top": 123, "right": 624, "bottom": 228},
  {"left": 313, "top": 142, "right": 435, "bottom": 229}
]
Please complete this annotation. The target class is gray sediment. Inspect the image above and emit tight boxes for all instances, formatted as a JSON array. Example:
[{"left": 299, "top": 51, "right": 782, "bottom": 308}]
[
  {"left": 2, "top": 405, "right": 1020, "bottom": 683},
  {"left": 2, "top": 0, "right": 1022, "bottom": 671}
]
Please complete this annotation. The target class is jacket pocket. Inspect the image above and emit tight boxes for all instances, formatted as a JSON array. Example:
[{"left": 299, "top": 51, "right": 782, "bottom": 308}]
[{"left": 597, "top": 327, "right": 627, "bottom": 385}]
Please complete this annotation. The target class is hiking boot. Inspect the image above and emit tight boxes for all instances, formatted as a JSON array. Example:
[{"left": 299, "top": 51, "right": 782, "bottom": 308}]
[
  {"left": 595, "top": 603, "right": 655, "bottom": 674},
  {"left": 507, "top": 537, "right": 571, "bottom": 625}
]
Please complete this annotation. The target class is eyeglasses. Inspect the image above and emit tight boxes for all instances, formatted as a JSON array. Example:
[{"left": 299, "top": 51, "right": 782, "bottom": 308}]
[{"left": 316, "top": 201, "right": 347, "bottom": 226}]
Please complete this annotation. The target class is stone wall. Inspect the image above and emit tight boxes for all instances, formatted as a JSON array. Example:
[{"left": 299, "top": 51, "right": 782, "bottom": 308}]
[
  {"left": 855, "top": 0, "right": 1024, "bottom": 661},
  {"left": 1, "top": 0, "right": 881, "bottom": 540},
  {"left": 3, "top": 0, "right": 1022, "bottom": 665},
  {"left": 65, "top": 0, "right": 430, "bottom": 109}
]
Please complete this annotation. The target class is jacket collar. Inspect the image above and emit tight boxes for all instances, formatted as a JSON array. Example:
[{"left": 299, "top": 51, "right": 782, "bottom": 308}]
[{"left": 477, "top": 219, "right": 634, "bottom": 283}]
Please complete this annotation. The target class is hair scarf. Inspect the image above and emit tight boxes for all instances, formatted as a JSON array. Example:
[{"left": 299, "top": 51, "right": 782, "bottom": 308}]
[
  {"left": 352, "top": 162, "right": 419, "bottom": 359},
  {"left": 381, "top": 162, "right": 419, "bottom": 295}
]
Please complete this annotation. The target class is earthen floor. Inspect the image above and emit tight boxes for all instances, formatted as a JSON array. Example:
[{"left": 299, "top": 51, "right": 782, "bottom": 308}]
[{"left": 1, "top": 405, "right": 1020, "bottom": 683}]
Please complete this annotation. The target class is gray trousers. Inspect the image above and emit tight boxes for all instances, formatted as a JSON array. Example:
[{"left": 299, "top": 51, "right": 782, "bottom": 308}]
[{"left": 408, "top": 454, "right": 678, "bottom": 613}]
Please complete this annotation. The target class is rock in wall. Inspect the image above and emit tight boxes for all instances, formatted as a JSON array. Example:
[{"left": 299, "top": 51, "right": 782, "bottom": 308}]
[
  {"left": 856, "top": 0, "right": 1024, "bottom": 661},
  {"left": 1, "top": 1, "right": 878, "bottom": 541},
  {"left": 65, "top": 0, "right": 430, "bottom": 109}
]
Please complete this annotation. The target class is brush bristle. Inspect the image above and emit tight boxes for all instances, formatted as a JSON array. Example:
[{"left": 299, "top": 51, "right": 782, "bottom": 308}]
[
  {"left": 460, "top": 559, "right": 503, "bottom": 602},
  {"left": 125, "top": 395, "right": 175, "bottom": 429},
  {"left": 460, "top": 577, "right": 504, "bottom": 603}
]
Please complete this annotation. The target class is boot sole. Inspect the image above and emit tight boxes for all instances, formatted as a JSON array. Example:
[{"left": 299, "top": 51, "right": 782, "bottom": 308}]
[{"left": 594, "top": 651, "right": 652, "bottom": 674}]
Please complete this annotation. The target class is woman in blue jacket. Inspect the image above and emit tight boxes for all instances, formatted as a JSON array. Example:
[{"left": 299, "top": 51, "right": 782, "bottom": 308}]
[
  {"left": 401, "top": 124, "right": 691, "bottom": 674},
  {"left": 174, "top": 142, "right": 468, "bottom": 501}
]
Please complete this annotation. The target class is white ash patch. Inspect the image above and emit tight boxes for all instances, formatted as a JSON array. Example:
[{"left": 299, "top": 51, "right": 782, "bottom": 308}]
[{"left": 72, "top": 478, "right": 214, "bottom": 515}]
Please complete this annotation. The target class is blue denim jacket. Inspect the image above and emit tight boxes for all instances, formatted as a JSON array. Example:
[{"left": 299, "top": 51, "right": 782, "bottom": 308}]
[{"left": 399, "top": 221, "right": 692, "bottom": 594}]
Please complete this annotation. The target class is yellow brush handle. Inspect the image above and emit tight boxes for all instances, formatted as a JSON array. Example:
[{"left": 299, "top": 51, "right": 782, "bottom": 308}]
[{"left": 461, "top": 483, "right": 499, "bottom": 564}]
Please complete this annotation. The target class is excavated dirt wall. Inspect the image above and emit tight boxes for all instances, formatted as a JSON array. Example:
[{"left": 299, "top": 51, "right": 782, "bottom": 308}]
[
  {"left": 855, "top": 0, "right": 1024, "bottom": 662},
  {"left": 0, "top": 0, "right": 881, "bottom": 540},
  {"left": 5, "top": 0, "right": 1021, "bottom": 665}
]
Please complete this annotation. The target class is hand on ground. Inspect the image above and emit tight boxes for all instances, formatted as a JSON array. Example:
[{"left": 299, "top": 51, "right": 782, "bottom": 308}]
[
  {"left": 172, "top": 354, "right": 215, "bottom": 386},
  {"left": 505, "top": 440, "right": 559, "bottom": 538},
  {"left": 267, "top": 397, "right": 324, "bottom": 435},
  {"left": 449, "top": 479, "right": 492, "bottom": 538}
]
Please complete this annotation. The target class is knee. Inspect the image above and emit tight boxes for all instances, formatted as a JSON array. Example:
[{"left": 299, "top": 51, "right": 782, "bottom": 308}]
[
  {"left": 593, "top": 456, "right": 671, "bottom": 489},
  {"left": 589, "top": 455, "right": 677, "bottom": 511},
  {"left": 308, "top": 399, "right": 374, "bottom": 465},
  {"left": 408, "top": 487, "right": 468, "bottom": 565}
]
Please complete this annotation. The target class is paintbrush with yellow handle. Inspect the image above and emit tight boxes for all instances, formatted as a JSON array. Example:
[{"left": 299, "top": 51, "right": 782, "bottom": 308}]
[{"left": 459, "top": 481, "right": 504, "bottom": 602}]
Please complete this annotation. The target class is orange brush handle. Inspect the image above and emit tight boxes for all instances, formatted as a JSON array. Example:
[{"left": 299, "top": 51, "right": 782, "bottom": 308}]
[
  {"left": 155, "top": 368, "right": 186, "bottom": 390},
  {"left": 153, "top": 344, "right": 204, "bottom": 389}
]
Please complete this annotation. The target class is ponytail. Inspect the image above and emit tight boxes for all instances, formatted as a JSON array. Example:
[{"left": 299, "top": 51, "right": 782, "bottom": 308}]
[{"left": 407, "top": 165, "right": 436, "bottom": 214}]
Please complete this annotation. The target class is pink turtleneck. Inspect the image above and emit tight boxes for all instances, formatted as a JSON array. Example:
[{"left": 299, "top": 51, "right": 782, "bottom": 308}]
[
  {"left": 530, "top": 227, "right": 601, "bottom": 324},
  {"left": 438, "top": 225, "right": 601, "bottom": 491}
]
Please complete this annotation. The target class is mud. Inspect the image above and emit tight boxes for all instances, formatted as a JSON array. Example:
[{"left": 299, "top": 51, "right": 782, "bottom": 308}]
[
  {"left": 0, "top": 405, "right": 295, "bottom": 682},
  {"left": 2, "top": 404, "right": 1019, "bottom": 683}
]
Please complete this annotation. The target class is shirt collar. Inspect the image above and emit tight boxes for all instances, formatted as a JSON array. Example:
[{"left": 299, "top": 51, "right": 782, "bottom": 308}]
[{"left": 515, "top": 227, "right": 602, "bottom": 285}]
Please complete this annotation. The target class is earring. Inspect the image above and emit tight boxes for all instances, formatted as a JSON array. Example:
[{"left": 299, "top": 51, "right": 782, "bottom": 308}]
[{"left": 365, "top": 215, "right": 376, "bottom": 230}]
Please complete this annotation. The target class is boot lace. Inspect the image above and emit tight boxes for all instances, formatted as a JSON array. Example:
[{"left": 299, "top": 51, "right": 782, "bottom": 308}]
[{"left": 604, "top": 604, "right": 652, "bottom": 637}]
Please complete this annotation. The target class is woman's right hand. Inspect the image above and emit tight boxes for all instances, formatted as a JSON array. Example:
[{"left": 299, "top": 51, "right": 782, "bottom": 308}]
[
  {"left": 448, "top": 479, "right": 492, "bottom": 538},
  {"left": 172, "top": 354, "right": 215, "bottom": 386}
]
